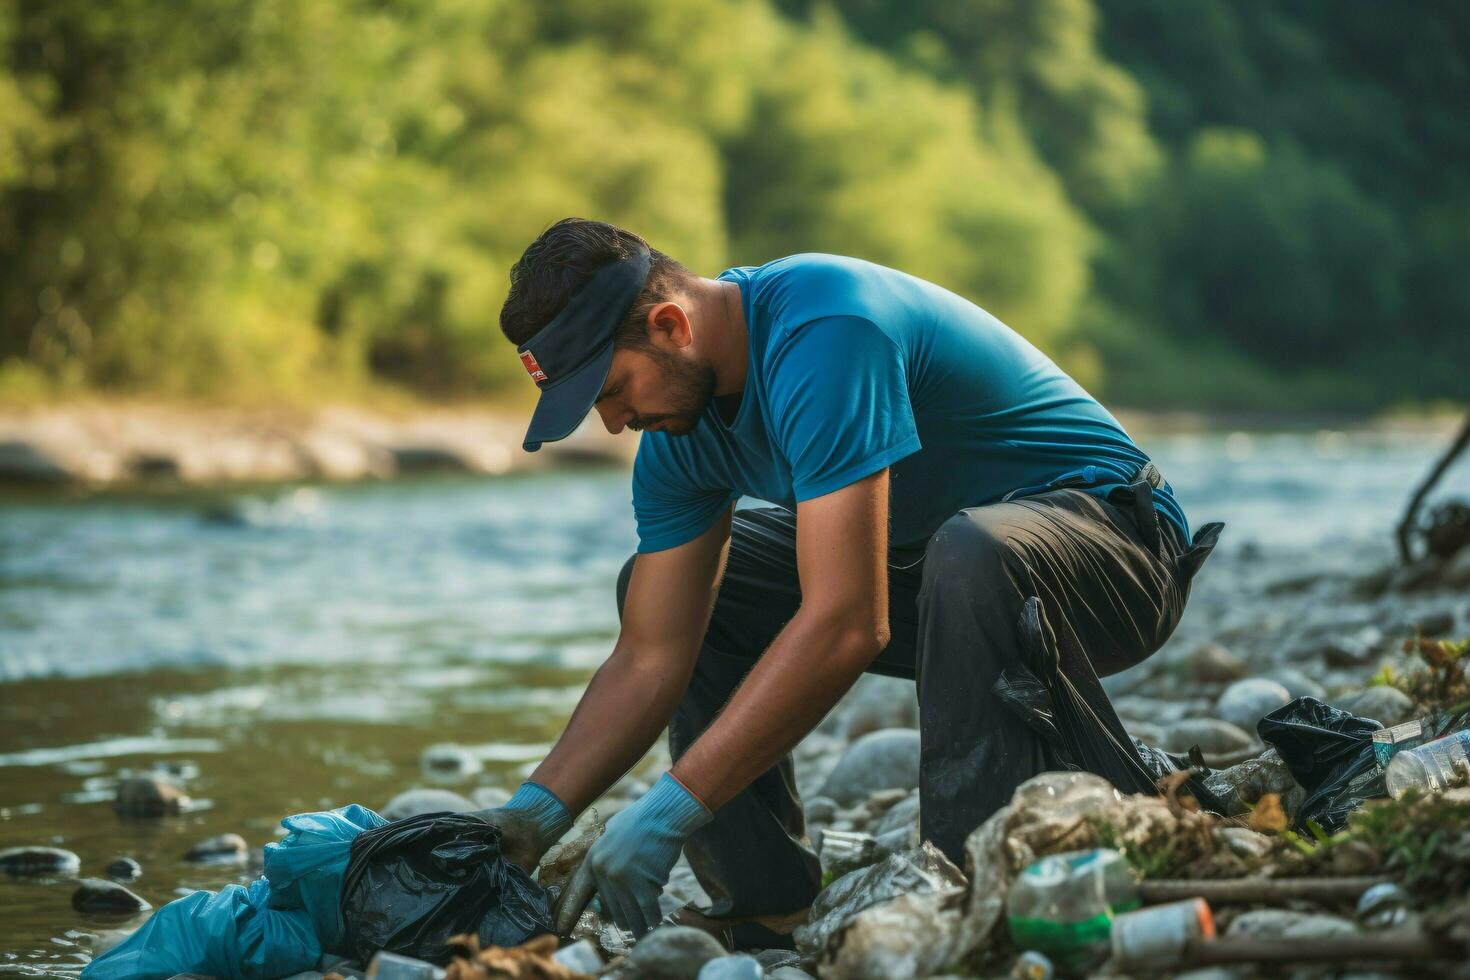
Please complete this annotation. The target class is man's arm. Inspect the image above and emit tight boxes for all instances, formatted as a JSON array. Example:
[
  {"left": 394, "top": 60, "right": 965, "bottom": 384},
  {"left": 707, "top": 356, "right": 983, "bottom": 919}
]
[
  {"left": 670, "top": 468, "right": 890, "bottom": 810},
  {"left": 526, "top": 509, "right": 733, "bottom": 818}
]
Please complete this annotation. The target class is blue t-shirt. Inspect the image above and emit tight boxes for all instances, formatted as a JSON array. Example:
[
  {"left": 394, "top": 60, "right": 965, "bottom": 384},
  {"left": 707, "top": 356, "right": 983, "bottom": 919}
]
[{"left": 632, "top": 254, "right": 1187, "bottom": 554}]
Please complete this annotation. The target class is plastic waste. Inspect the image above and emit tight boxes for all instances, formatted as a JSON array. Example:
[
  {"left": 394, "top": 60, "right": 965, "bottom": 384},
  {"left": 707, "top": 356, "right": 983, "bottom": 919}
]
[
  {"left": 1006, "top": 849, "right": 1138, "bottom": 968},
  {"left": 1385, "top": 729, "right": 1470, "bottom": 798},
  {"left": 84, "top": 804, "right": 384, "bottom": 980},
  {"left": 339, "top": 810, "right": 554, "bottom": 965},
  {"left": 366, "top": 950, "right": 444, "bottom": 979},
  {"left": 1012, "top": 950, "right": 1055, "bottom": 979},
  {"left": 1256, "top": 697, "right": 1383, "bottom": 832},
  {"left": 1108, "top": 898, "right": 1214, "bottom": 969},
  {"left": 794, "top": 843, "right": 964, "bottom": 957},
  {"left": 1372, "top": 718, "right": 1433, "bottom": 769}
]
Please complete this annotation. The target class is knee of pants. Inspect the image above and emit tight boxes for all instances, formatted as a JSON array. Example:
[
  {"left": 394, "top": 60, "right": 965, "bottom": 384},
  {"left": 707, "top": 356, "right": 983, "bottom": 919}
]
[
  {"left": 615, "top": 553, "right": 636, "bottom": 622},
  {"left": 922, "top": 510, "right": 1019, "bottom": 597}
]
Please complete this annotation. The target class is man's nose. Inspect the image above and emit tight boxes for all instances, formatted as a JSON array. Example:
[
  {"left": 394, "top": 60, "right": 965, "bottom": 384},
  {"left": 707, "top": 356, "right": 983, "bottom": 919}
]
[{"left": 595, "top": 402, "right": 627, "bottom": 435}]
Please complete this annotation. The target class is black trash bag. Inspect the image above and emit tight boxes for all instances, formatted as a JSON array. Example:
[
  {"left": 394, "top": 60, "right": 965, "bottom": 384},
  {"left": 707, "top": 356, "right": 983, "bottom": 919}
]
[
  {"left": 992, "top": 595, "right": 1228, "bottom": 813},
  {"left": 1257, "top": 696, "right": 1384, "bottom": 833},
  {"left": 339, "top": 811, "right": 554, "bottom": 965}
]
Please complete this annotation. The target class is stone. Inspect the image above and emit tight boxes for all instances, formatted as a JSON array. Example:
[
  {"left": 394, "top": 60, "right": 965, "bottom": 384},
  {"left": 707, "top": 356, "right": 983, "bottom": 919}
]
[
  {"left": 552, "top": 939, "right": 604, "bottom": 975},
  {"left": 1320, "top": 627, "right": 1386, "bottom": 667},
  {"left": 1442, "top": 547, "right": 1470, "bottom": 589},
  {"left": 113, "top": 776, "right": 189, "bottom": 816},
  {"left": 1215, "top": 826, "right": 1274, "bottom": 860},
  {"left": 183, "top": 833, "right": 248, "bottom": 864},
  {"left": 767, "top": 970, "right": 815, "bottom": 980},
  {"left": 0, "top": 440, "right": 77, "bottom": 484},
  {"left": 873, "top": 789, "right": 920, "bottom": 838},
  {"left": 0, "top": 845, "right": 80, "bottom": 876},
  {"left": 1162, "top": 718, "right": 1255, "bottom": 756},
  {"left": 72, "top": 878, "right": 151, "bottom": 914},
  {"left": 804, "top": 796, "right": 839, "bottom": 823},
  {"left": 419, "top": 743, "right": 482, "bottom": 780},
  {"left": 818, "top": 729, "right": 921, "bottom": 807},
  {"left": 839, "top": 675, "right": 919, "bottom": 740},
  {"left": 1409, "top": 609, "right": 1456, "bottom": 637},
  {"left": 379, "top": 787, "right": 475, "bottom": 821},
  {"left": 1265, "top": 667, "right": 1326, "bottom": 702},
  {"left": 105, "top": 857, "right": 142, "bottom": 881},
  {"left": 697, "top": 954, "right": 764, "bottom": 980},
  {"left": 1225, "top": 909, "right": 1357, "bottom": 941},
  {"left": 626, "top": 925, "right": 726, "bottom": 980},
  {"left": 1185, "top": 643, "right": 1248, "bottom": 684},
  {"left": 753, "top": 948, "right": 802, "bottom": 971},
  {"left": 1335, "top": 687, "right": 1415, "bottom": 726},
  {"left": 1214, "top": 678, "right": 1291, "bottom": 732},
  {"left": 470, "top": 786, "right": 511, "bottom": 810}
]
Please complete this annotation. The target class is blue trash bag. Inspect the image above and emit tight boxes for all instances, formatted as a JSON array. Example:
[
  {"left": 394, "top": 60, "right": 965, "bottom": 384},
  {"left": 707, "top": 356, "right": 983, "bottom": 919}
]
[{"left": 84, "top": 804, "right": 386, "bottom": 980}]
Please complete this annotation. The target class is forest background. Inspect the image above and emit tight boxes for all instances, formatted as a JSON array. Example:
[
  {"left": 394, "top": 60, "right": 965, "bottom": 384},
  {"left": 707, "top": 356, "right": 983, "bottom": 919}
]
[{"left": 1, "top": 0, "right": 1466, "bottom": 414}]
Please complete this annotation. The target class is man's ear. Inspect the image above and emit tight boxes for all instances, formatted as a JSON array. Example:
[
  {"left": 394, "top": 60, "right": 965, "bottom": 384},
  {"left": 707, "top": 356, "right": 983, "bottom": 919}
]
[{"left": 645, "top": 302, "right": 693, "bottom": 351}]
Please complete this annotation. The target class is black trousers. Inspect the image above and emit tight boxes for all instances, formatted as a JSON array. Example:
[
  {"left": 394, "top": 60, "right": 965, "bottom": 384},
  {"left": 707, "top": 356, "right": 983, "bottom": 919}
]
[{"left": 614, "top": 485, "right": 1218, "bottom": 918}]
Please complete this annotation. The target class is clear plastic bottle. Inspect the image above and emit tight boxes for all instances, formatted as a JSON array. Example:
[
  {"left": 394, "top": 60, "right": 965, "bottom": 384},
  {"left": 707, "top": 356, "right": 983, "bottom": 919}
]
[
  {"left": 1385, "top": 729, "right": 1470, "bottom": 798},
  {"left": 1007, "top": 849, "right": 1139, "bottom": 968}
]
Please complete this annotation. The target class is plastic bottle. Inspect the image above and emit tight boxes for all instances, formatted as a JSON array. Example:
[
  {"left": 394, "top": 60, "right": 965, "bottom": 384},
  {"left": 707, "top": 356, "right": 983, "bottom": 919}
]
[
  {"left": 1007, "top": 849, "right": 1139, "bottom": 968},
  {"left": 1384, "top": 729, "right": 1470, "bottom": 798},
  {"left": 365, "top": 951, "right": 443, "bottom": 980}
]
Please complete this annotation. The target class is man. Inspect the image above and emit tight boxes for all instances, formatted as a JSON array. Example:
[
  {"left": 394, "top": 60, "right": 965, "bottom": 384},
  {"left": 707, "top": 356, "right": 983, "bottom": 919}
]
[{"left": 476, "top": 218, "right": 1221, "bottom": 943}]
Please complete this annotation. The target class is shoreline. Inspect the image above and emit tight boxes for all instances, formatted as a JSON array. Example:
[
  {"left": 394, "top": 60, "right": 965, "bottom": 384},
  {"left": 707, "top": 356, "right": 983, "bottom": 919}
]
[{"left": 0, "top": 400, "right": 1460, "bottom": 494}]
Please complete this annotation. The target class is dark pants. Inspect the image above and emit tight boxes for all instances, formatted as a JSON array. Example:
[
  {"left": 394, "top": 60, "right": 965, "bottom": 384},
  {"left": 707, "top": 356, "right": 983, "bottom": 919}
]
[{"left": 614, "top": 485, "right": 1218, "bottom": 918}]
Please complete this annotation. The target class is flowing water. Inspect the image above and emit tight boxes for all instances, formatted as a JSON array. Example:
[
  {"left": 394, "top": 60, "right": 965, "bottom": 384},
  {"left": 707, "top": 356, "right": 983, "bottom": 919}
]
[{"left": 1, "top": 427, "right": 1465, "bottom": 975}]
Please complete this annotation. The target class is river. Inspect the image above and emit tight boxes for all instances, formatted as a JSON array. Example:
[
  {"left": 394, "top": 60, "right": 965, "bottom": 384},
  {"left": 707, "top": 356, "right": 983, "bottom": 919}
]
[{"left": 1, "top": 426, "right": 1465, "bottom": 975}]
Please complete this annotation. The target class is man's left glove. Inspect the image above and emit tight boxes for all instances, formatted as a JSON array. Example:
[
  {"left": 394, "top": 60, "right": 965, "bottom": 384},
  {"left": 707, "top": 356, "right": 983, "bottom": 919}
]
[{"left": 576, "top": 772, "right": 713, "bottom": 937}]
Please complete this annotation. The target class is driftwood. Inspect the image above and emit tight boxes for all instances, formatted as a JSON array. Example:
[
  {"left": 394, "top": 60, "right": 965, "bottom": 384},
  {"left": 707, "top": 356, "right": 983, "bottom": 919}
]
[{"left": 1398, "top": 411, "right": 1470, "bottom": 563}]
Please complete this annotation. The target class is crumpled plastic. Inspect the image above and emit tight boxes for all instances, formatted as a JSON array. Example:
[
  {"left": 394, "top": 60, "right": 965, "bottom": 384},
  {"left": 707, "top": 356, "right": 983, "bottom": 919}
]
[
  {"left": 339, "top": 811, "right": 554, "bottom": 965},
  {"left": 83, "top": 804, "right": 385, "bottom": 980},
  {"left": 1257, "top": 697, "right": 1384, "bottom": 832},
  {"left": 794, "top": 842, "right": 964, "bottom": 958}
]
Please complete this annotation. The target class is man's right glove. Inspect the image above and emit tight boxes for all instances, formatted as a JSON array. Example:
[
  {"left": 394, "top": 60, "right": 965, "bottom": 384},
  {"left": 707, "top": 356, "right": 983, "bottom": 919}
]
[{"left": 474, "top": 780, "right": 573, "bottom": 873}]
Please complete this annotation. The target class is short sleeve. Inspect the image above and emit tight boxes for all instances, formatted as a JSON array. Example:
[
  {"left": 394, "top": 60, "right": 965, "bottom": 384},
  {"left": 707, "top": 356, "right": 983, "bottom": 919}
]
[
  {"left": 767, "top": 316, "right": 921, "bottom": 501},
  {"left": 631, "top": 434, "right": 738, "bottom": 554}
]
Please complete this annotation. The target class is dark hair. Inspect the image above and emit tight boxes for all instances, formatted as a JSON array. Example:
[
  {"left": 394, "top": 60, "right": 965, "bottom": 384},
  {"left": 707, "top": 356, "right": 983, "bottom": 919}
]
[{"left": 499, "top": 218, "right": 695, "bottom": 350}]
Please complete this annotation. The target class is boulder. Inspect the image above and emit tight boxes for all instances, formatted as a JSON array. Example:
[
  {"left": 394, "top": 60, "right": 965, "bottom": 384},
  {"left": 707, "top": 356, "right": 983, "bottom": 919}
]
[
  {"left": 0, "top": 846, "right": 80, "bottom": 877},
  {"left": 72, "top": 879, "right": 150, "bottom": 915},
  {"left": 818, "top": 729, "right": 921, "bottom": 807}
]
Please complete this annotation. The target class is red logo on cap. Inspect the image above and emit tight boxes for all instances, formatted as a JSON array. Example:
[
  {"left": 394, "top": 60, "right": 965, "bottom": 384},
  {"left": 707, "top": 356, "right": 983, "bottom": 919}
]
[{"left": 519, "top": 350, "right": 548, "bottom": 383}]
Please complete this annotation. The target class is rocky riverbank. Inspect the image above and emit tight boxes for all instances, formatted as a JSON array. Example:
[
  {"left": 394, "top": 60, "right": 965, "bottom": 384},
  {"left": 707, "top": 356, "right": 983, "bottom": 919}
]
[{"left": 0, "top": 402, "right": 631, "bottom": 489}]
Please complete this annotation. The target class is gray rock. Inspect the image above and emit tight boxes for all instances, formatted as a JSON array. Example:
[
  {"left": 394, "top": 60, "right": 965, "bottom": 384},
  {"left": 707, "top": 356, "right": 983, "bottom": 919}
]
[
  {"left": 91, "top": 928, "right": 137, "bottom": 956},
  {"left": 804, "top": 796, "right": 838, "bottom": 823},
  {"left": 0, "top": 440, "right": 76, "bottom": 484},
  {"left": 766, "top": 970, "right": 815, "bottom": 980},
  {"left": 183, "top": 833, "right": 247, "bottom": 864},
  {"left": 1265, "top": 667, "right": 1327, "bottom": 702},
  {"left": 1320, "top": 627, "right": 1386, "bottom": 667},
  {"left": 1225, "top": 909, "right": 1357, "bottom": 941},
  {"left": 818, "top": 729, "right": 921, "bottom": 807},
  {"left": 873, "top": 789, "right": 920, "bottom": 838},
  {"left": 838, "top": 675, "right": 919, "bottom": 740},
  {"left": 697, "top": 954, "right": 763, "bottom": 980},
  {"left": 105, "top": 857, "right": 142, "bottom": 881},
  {"left": 0, "top": 846, "right": 80, "bottom": 876},
  {"left": 1185, "top": 643, "right": 1248, "bottom": 684},
  {"left": 1162, "top": 718, "right": 1255, "bottom": 756},
  {"left": 379, "top": 788, "right": 475, "bottom": 821},
  {"left": 72, "top": 878, "right": 151, "bottom": 914},
  {"left": 552, "top": 939, "right": 604, "bottom": 975},
  {"left": 1336, "top": 686, "right": 1415, "bottom": 725},
  {"left": 470, "top": 786, "right": 511, "bottom": 810},
  {"left": 1409, "top": 609, "right": 1456, "bottom": 637},
  {"left": 114, "top": 776, "right": 189, "bottom": 817},
  {"left": 1214, "top": 678, "right": 1291, "bottom": 731},
  {"left": 1442, "top": 548, "right": 1470, "bottom": 589},
  {"left": 419, "top": 743, "right": 482, "bottom": 781},
  {"left": 1216, "top": 826, "right": 1274, "bottom": 860},
  {"left": 753, "top": 949, "right": 802, "bottom": 971},
  {"left": 627, "top": 925, "right": 726, "bottom": 980},
  {"left": 1125, "top": 721, "right": 1167, "bottom": 746}
]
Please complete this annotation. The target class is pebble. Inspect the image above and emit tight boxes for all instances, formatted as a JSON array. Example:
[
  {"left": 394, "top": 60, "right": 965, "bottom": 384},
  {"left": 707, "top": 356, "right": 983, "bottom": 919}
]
[
  {"left": 379, "top": 788, "right": 476, "bottom": 821},
  {"left": 625, "top": 925, "right": 726, "bottom": 980},
  {"left": 873, "top": 789, "right": 920, "bottom": 837},
  {"left": 804, "top": 796, "right": 838, "bottom": 823},
  {"left": 1185, "top": 643, "right": 1248, "bottom": 684},
  {"left": 697, "top": 954, "right": 764, "bottom": 980},
  {"left": 1356, "top": 882, "right": 1409, "bottom": 929},
  {"left": 1162, "top": 718, "right": 1255, "bottom": 756},
  {"left": 0, "top": 846, "right": 80, "bottom": 876},
  {"left": 183, "top": 833, "right": 248, "bottom": 864},
  {"left": 1320, "top": 627, "right": 1386, "bottom": 667},
  {"left": 419, "top": 743, "right": 482, "bottom": 781},
  {"left": 1215, "top": 826, "right": 1274, "bottom": 860},
  {"left": 552, "top": 938, "right": 604, "bottom": 975},
  {"left": 1225, "top": 909, "right": 1358, "bottom": 941},
  {"left": 838, "top": 675, "right": 919, "bottom": 739},
  {"left": 72, "top": 878, "right": 151, "bottom": 915},
  {"left": 767, "top": 970, "right": 815, "bottom": 980},
  {"left": 113, "top": 776, "right": 189, "bottom": 817},
  {"left": 818, "top": 728, "right": 921, "bottom": 806},
  {"left": 105, "top": 857, "right": 142, "bottom": 881},
  {"left": 1265, "top": 667, "right": 1326, "bottom": 701},
  {"left": 1214, "top": 678, "right": 1291, "bottom": 732},
  {"left": 1407, "top": 609, "right": 1455, "bottom": 637},
  {"left": 1335, "top": 686, "right": 1415, "bottom": 725}
]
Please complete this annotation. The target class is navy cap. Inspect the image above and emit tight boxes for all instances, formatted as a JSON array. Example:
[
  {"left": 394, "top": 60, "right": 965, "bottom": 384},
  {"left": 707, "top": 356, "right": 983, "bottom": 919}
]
[{"left": 518, "top": 247, "right": 652, "bottom": 451}]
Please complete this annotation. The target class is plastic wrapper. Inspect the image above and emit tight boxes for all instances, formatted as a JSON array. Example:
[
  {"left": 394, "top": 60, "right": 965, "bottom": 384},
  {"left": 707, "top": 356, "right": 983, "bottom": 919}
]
[
  {"left": 340, "top": 811, "right": 554, "bottom": 965},
  {"left": 794, "top": 842, "right": 964, "bottom": 957}
]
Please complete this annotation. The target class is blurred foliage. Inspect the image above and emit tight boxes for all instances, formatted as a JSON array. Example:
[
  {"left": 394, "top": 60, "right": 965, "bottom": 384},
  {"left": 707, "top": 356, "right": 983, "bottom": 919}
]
[{"left": 0, "top": 0, "right": 1465, "bottom": 407}]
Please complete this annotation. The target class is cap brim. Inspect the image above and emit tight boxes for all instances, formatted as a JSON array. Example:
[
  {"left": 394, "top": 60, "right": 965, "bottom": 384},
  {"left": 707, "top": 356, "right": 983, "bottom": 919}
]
[{"left": 521, "top": 342, "right": 615, "bottom": 452}]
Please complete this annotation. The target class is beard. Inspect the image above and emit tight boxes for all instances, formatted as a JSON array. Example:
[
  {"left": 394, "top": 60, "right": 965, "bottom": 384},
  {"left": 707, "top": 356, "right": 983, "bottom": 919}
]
[{"left": 628, "top": 349, "right": 717, "bottom": 436}]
